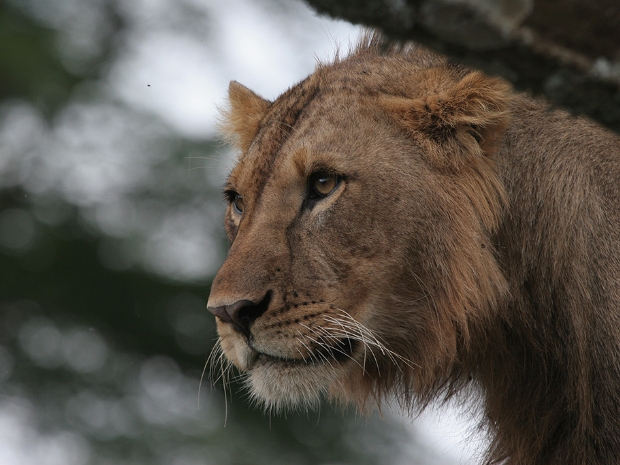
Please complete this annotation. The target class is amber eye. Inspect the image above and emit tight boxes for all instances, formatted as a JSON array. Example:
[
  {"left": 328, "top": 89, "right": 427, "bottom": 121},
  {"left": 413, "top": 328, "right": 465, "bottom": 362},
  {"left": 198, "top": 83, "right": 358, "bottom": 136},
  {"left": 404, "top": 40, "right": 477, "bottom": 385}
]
[
  {"left": 232, "top": 194, "right": 244, "bottom": 214},
  {"left": 311, "top": 174, "right": 339, "bottom": 198}
]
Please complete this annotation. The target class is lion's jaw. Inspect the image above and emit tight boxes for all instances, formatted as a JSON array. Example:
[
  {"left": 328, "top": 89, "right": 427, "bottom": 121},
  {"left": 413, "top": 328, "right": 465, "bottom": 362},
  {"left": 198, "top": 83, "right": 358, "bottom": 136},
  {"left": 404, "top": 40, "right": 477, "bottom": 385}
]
[{"left": 217, "top": 318, "right": 355, "bottom": 411}]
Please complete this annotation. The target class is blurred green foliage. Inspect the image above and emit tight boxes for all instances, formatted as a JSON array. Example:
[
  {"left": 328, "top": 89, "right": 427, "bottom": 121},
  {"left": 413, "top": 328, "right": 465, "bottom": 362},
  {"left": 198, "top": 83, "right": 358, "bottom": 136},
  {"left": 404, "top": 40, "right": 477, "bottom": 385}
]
[{"left": 0, "top": 4, "right": 75, "bottom": 111}]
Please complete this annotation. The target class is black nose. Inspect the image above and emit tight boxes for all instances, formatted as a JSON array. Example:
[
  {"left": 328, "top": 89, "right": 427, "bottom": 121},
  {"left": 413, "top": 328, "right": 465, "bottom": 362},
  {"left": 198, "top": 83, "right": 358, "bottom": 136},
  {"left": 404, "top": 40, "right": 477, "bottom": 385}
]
[{"left": 207, "top": 292, "right": 271, "bottom": 338}]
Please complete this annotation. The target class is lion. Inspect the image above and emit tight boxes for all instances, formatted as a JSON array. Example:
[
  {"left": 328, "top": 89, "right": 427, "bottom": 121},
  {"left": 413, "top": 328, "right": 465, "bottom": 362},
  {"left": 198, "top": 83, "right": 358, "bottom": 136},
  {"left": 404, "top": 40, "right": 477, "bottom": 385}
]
[{"left": 207, "top": 33, "right": 620, "bottom": 465}]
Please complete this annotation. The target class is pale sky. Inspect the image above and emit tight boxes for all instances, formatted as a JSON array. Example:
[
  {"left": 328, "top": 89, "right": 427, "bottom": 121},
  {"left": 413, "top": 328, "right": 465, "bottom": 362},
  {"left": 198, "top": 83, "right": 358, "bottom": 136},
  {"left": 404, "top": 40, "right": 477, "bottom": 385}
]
[{"left": 109, "top": 0, "right": 361, "bottom": 138}]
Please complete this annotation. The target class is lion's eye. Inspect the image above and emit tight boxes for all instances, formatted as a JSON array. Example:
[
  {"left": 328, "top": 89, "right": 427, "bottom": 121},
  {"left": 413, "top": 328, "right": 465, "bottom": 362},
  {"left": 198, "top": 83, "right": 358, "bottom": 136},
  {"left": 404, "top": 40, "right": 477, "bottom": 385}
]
[
  {"left": 232, "top": 194, "right": 244, "bottom": 214},
  {"left": 310, "top": 174, "right": 339, "bottom": 199}
]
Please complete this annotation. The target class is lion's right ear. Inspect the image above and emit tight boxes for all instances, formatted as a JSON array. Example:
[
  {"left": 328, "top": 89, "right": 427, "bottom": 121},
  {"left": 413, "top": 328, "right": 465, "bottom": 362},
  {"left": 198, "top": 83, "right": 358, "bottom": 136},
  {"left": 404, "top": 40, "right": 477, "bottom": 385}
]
[
  {"left": 219, "top": 81, "right": 270, "bottom": 152},
  {"left": 379, "top": 71, "right": 512, "bottom": 170}
]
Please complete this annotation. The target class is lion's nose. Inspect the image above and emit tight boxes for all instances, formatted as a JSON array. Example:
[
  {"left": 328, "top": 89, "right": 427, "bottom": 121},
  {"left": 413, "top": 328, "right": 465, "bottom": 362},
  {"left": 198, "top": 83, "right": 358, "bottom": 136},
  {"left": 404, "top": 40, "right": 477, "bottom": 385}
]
[{"left": 207, "top": 292, "right": 271, "bottom": 338}]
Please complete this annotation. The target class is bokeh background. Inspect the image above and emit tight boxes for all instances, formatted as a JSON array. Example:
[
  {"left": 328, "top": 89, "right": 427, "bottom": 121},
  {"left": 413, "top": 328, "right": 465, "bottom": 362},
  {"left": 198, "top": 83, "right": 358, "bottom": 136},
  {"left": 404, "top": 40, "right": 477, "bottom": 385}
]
[{"left": 0, "top": 1, "right": 485, "bottom": 463}]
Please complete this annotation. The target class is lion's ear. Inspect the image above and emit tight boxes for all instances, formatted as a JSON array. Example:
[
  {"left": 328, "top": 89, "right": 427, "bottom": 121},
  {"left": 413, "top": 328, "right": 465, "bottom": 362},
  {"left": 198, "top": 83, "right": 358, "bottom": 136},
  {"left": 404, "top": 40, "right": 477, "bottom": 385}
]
[
  {"left": 381, "top": 71, "right": 512, "bottom": 170},
  {"left": 220, "top": 81, "right": 270, "bottom": 152}
]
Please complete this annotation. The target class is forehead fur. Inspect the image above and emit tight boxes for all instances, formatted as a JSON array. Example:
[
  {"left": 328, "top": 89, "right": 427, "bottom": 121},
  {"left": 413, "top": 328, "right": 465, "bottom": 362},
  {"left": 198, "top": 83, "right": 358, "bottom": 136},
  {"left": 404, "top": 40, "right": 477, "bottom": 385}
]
[
  {"left": 228, "top": 72, "right": 321, "bottom": 201},
  {"left": 316, "top": 32, "right": 462, "bottom": 96},
  {"left": 225, "top": 31, "right": 503, "bottom": 200}
]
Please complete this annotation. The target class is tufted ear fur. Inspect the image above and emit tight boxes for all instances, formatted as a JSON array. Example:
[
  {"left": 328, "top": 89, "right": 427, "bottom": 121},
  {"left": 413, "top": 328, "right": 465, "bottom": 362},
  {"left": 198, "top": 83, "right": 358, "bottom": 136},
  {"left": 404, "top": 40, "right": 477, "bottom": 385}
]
[
  {"left": 219, "top": 81, "right": 271, "bottom": 152},
  {"left": 381, "top": 71, "right": 512, "bottom": 170}
]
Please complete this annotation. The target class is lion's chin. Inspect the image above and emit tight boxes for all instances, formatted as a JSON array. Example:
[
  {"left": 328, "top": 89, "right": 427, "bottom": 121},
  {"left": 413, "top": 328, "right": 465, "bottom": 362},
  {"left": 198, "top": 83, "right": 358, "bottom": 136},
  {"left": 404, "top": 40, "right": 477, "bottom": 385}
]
[
  {"left": 221, "top": 332, "right": 359, "bottom": 412},
  {"left": 245, "top": 353, "right": 347, "bottom": 413}
]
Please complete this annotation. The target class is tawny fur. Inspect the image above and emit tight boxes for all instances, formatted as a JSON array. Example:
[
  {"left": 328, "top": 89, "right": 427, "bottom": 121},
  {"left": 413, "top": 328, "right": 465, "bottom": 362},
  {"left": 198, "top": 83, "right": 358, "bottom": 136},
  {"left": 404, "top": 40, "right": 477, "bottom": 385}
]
[{"left": 208, "top": 33, "right": 620, "bottom": 465}]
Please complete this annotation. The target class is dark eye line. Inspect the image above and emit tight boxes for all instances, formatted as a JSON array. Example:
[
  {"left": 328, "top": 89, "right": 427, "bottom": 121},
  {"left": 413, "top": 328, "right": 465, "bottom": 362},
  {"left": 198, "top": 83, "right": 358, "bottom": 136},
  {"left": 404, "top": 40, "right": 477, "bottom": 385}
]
[
  {"left": 308, "top": 165, "right": 341, "bottom": 178},
  {"left": 223, "top": 189, "right": 237, "bottom": 203}
]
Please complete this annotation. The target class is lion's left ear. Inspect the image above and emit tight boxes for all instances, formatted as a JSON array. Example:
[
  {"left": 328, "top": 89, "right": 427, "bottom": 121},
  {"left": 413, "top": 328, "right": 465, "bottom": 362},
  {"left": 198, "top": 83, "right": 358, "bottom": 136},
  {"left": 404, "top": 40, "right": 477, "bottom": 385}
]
[
  {"left": 380, "top": 71, "right": 512, "bottom": 170},
  {"left": 219, "top": 81, "right": 271, "bottom": 153}
]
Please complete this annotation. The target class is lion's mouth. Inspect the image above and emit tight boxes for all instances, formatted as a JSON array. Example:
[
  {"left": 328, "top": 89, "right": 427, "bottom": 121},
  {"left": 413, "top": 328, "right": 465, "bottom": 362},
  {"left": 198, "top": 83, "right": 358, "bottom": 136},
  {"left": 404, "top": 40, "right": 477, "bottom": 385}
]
[{"left": 252, "top": 337, "right": 358, "bottom": 367}]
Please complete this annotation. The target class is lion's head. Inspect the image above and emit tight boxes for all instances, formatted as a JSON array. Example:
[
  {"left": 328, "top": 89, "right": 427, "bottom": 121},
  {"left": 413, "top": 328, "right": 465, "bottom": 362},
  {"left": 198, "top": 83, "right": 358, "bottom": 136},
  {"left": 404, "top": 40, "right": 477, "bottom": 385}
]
[{"left": 207, "top": 35, "right": 512, "bottom": 413}]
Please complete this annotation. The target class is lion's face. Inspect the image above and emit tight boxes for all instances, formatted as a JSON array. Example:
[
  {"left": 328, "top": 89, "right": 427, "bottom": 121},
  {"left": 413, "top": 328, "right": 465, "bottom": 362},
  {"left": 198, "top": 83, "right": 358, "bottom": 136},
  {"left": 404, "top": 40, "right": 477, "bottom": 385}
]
[
  {"left": 209, "top": 90, "right": 421, "bottom": 410},
  {"left": 208, "top": 43, "right": 511, "bottom": 411}
]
